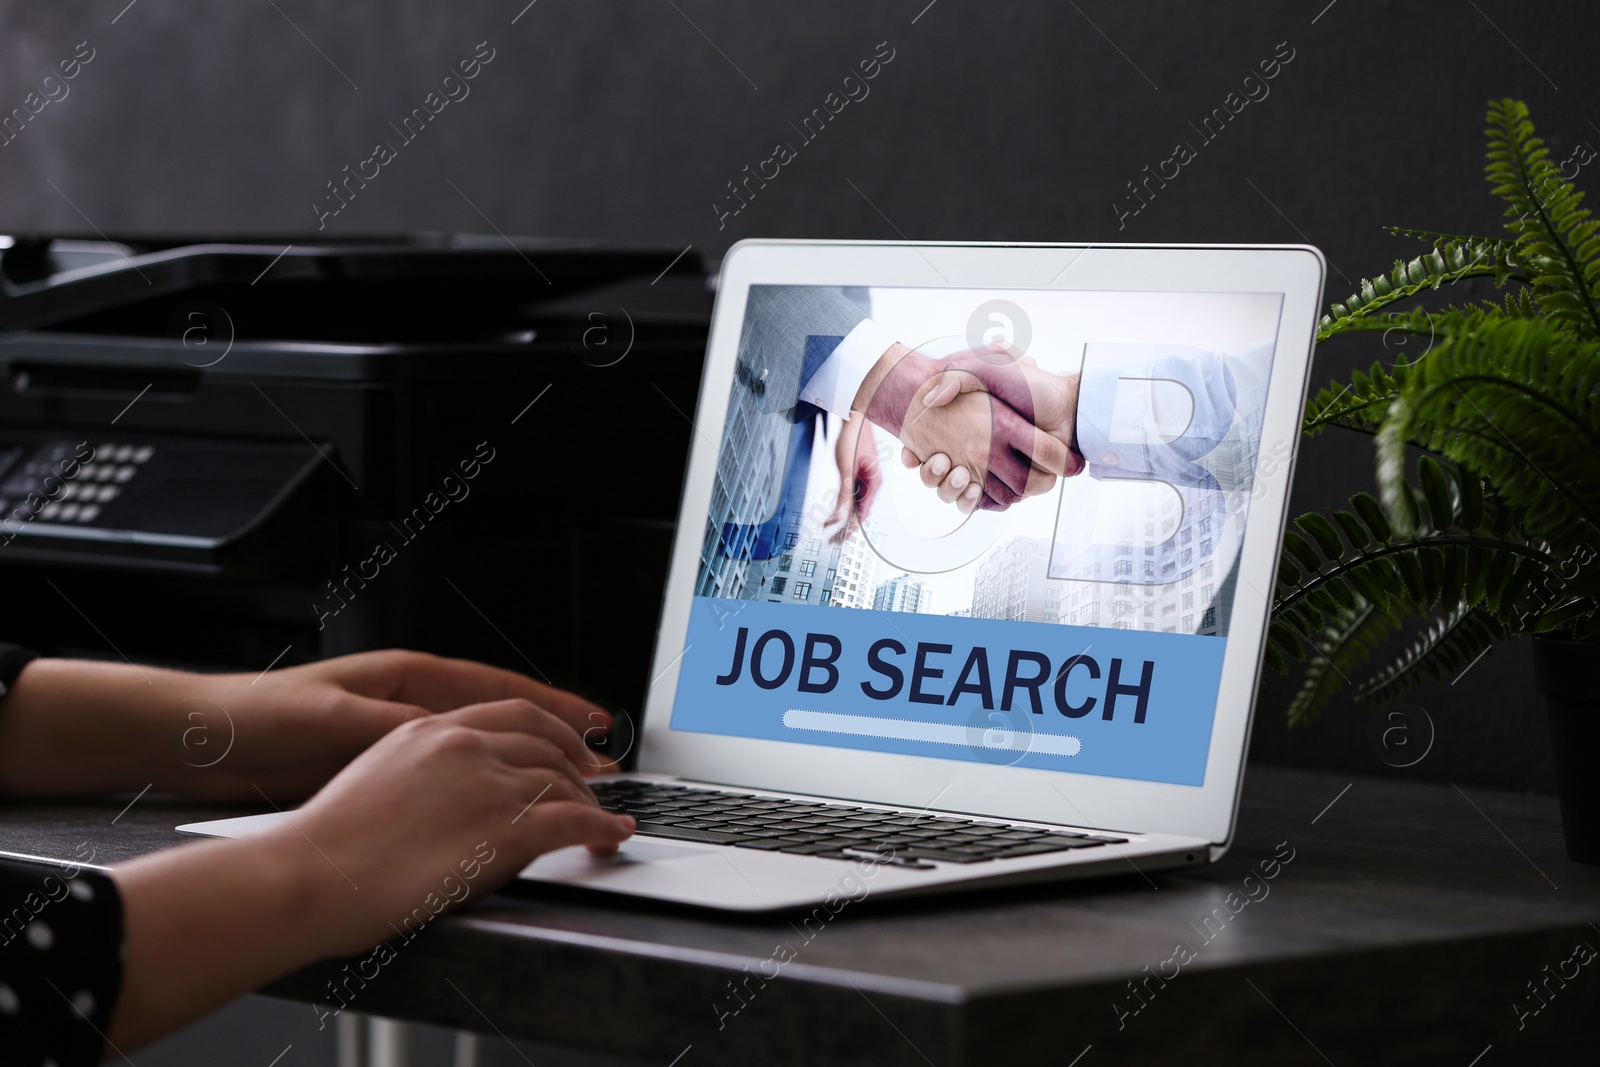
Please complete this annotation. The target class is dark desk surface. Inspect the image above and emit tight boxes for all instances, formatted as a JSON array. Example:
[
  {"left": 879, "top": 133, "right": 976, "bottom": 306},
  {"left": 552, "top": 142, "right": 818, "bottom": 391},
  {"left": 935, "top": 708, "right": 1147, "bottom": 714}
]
[{"left": 5, "top": 765, "right": 1598, "bottom": 1066}]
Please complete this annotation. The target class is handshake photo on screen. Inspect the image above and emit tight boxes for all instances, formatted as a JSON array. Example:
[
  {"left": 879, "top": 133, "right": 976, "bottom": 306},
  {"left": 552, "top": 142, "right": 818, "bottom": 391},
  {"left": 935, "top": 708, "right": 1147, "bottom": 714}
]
[{"left": 697, "top": 284, "right": 1281, "bottom": 641}]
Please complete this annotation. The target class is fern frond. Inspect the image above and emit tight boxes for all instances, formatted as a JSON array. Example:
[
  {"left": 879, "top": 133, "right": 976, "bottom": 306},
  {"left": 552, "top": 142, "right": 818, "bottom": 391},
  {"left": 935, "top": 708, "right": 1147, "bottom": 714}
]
[
  {"left": 1286, "top": 601, "right": 1402, "bottom": 728},
  {"left": 1317, "top": 237, "right": 1522, "bottom": 342},
  {"left": 1484, "top": 98, "right": 1600, "bottom": 338},
  {"left": 1356, "top": 604, "right": 1504, "bottom": 705},
  {"left": 1495, "top": 287, "right": 1542, "bottom": 320},
  {"left": 1269, "top": 454, "right": 1575, "bottom": 723},
  {"left": 1385, "top": 226, "right": 1515, "bottom": 251},
  {"left": 1303, "top": 306, "right": 1521, "bottom": 437},
  {"left": 1303, "top": 357, "right": 1414, "bottom": 435},
  {"left": 1376, "top": 317, "right": 1600, "bottom": 541},
  {"left": 1310, "top": 304, "right": 1503, "bottom": 344}
]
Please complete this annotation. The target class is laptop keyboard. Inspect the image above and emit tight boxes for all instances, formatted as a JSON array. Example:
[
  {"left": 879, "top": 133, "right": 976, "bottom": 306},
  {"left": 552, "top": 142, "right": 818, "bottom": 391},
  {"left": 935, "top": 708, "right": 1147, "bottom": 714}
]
[{"left": 592, "top": 779, "right": 1129, "bottom": 870}]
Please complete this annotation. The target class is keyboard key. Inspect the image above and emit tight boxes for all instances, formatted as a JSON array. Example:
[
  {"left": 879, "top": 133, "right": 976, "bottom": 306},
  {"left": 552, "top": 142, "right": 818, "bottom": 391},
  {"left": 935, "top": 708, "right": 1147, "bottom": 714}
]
[
  {"left": 839, "top": 848, "right": 933, "bottom": 867},
  {"left": 633, "top": 822, "right": 749, "bottom": 844},
  {"left": 899, "top": 850, "right": 993, "bottom": 864},
  {"left": 995, "top": 840, "right": 1106, "bottom": 857},
  {"left": 923, "top": 838, "right": 993, "bottom": 850}
]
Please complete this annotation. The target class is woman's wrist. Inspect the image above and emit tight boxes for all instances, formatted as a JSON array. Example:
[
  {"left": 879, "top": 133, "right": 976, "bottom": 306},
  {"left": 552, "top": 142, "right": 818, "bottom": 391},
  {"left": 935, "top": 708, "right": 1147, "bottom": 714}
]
[
  {"left": 0, "top": 658, "right": 224, "bottom": 798},
  {"left": 109, "top": 827, "right": 358, "bottom": 1047},
  {"left": 251, "top": 820, "right": 375, "bottom": 957}
]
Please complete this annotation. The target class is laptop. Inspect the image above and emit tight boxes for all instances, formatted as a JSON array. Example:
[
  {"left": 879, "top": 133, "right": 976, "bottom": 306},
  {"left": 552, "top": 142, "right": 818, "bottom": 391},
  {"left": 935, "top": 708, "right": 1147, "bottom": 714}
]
[{"left": 182, "top": 240, "right": 1325, "bottom": 912}]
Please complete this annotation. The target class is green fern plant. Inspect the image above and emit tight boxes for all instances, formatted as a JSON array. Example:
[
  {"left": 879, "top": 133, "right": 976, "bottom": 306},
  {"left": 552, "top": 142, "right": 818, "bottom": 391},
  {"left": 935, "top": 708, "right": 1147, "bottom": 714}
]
[{"left": 1274, "top": 99, "right": 1600, "bottom": 727}]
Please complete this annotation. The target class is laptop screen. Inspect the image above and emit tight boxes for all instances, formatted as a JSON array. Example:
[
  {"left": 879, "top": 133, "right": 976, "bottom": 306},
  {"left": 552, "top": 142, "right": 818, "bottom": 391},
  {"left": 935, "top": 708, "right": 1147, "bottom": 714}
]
[{"left": 671, "top": 284, "right": 1282, "bottom": 787}]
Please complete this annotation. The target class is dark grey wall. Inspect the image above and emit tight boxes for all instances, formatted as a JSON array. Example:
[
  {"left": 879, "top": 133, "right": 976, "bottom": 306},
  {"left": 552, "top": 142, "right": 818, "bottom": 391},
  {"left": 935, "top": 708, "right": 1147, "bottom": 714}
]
[{"left": 3, "top": 0, "right": 1595, "bottom": 793}]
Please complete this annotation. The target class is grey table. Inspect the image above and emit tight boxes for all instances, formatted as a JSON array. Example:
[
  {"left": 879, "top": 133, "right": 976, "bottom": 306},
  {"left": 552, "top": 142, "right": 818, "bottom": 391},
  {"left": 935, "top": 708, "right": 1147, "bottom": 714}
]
[{"left": 4, "top": 765, "right": 1598, "bottom": 1066}]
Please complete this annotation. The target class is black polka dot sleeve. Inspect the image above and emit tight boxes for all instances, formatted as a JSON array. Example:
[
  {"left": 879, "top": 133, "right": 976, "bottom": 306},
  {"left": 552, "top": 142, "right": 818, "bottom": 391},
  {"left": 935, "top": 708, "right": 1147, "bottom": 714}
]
[
  {"left": 0, "top": 858, "right": 125, "bottom": 1067},
  {"left": 0, "top": 642, "right": 36, "bottom": 703}
]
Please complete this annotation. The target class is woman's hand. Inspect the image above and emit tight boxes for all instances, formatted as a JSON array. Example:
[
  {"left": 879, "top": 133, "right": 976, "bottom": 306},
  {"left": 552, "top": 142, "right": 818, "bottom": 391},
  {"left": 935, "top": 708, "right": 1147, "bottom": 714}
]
[
  {"left": 266, "top": 697, "right": 632, "bottom": 954},
  {"left": 0, "top": 650, "right": 615, "bottom": 802},
  {"left": 109, "top": 697, "right": 634, "bottom": 1048},
  {"left": 195, "top": 650, "right": 617, "bottom": 802}
]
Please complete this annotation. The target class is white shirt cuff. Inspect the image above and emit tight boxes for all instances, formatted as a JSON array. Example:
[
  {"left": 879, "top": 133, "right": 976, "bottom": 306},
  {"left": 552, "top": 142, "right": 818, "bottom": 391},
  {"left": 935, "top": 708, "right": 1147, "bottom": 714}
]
[{"left": 796, "top": 317, "right": 902, "bottom": 419}]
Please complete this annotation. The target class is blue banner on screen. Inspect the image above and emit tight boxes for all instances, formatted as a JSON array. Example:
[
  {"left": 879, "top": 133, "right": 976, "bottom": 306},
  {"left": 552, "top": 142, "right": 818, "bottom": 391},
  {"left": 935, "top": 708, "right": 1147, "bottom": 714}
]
[
  {"left": 674, "top": 598, "right": 1226, "bottom": 785},
  {"left": 674, "top": 284, "right": 1281, "bottom": 786}
]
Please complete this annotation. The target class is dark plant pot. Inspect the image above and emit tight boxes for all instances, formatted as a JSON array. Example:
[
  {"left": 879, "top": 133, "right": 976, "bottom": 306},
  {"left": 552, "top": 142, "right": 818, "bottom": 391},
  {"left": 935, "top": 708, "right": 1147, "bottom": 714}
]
[{"left": 1533, "top": 634, "right": 1600, "bottom": 864}]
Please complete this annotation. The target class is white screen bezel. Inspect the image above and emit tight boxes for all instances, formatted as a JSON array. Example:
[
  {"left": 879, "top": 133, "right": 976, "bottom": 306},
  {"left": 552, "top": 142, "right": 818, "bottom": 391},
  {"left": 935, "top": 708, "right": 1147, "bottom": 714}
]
[{"left": 638, "top": 240, "right": 1324, "bottom": 848}]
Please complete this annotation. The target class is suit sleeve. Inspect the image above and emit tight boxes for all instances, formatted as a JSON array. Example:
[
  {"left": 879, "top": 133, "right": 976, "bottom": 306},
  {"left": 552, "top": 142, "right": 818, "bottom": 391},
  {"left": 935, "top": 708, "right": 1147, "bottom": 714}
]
[
  {"left": 736, "top": 286, "right": 871, "bottom": 417},
  {"left": 1074, "top": 345, "right": 1268, "bottom": 490}
]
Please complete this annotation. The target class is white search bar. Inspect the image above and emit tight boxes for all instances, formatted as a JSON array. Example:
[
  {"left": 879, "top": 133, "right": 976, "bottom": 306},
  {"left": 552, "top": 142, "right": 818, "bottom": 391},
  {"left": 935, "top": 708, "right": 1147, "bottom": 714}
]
[{"left": 782, "top": 709, "right": 1081, "bottom": 756}]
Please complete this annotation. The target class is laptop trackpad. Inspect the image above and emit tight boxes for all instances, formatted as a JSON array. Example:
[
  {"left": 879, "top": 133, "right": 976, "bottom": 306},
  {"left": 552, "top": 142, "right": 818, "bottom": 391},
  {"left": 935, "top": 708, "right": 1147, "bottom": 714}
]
[{"left": 608, "top": 841, "right": 716, "bottom": 864}]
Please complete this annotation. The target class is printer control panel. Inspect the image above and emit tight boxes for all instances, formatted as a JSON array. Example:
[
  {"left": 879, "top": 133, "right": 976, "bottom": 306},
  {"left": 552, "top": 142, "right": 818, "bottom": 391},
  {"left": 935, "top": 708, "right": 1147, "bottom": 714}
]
[
  {"left": 0, "top": 440, "right": 154, "bottom": 528},
  {"left": 0, "top": 432, "right": 327, "bottom": 564}
]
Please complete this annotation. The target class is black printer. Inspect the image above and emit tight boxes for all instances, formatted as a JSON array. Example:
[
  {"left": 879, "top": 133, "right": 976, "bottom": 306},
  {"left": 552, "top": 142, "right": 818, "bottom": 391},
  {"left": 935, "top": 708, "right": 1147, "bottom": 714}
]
[{"left": 0, "top": 234, "right": 709, "bottom": 716}]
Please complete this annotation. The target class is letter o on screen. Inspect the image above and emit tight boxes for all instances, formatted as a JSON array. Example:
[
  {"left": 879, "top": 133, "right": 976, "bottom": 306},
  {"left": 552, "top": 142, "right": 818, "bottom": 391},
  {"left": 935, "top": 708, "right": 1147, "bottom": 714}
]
[{"left": 750, "top": 630, "right": 796, "bottom": 690}]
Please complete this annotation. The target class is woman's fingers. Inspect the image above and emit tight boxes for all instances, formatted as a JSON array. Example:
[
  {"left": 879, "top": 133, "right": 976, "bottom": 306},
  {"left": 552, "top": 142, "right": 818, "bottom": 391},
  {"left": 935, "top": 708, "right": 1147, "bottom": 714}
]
[
  {"left": 479, "top": 734, "right": 597, "bottom": 800},
  {"left": 317, "top": 693, "right": 433, "bottom": 744},
  {"left": 515, "top": 800, "right": 636, "bottom": 856},
  {"left": 440, "top": 699, "right": 603, "bottom": 774},
  {"left": 358, "top": 651, "right": 612, "bottom": 737}
]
